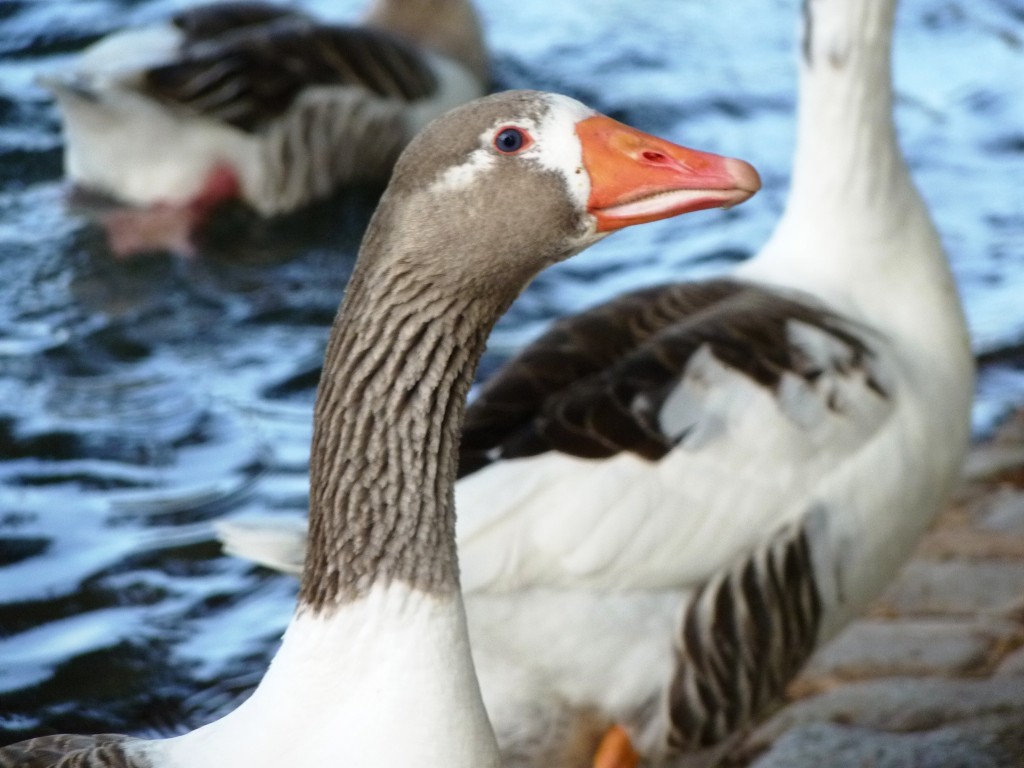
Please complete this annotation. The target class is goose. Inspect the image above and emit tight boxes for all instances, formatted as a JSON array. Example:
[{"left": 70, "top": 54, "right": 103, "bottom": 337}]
[
  {"left": 217, "top": 0, "right": 975, "bottom": 765},
  {"left": 38, "top": 0, "right": 489, "bottom": 255},
  {"left": 0, "top": 90, "right": 760, "bottom": 768}
]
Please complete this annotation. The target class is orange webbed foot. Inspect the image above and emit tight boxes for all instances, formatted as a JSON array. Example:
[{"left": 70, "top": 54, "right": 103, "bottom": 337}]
[{"left": 593, "top": 723, "right": 639, "bottom": 768}]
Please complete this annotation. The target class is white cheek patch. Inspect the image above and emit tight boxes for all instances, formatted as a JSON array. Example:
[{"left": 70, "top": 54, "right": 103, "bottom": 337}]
[
  {"left": 427, "top": 146, "right": 497, "bottom": 194},
  {"left": 532, "top": 93, "right": 595, "bottom": 211}
]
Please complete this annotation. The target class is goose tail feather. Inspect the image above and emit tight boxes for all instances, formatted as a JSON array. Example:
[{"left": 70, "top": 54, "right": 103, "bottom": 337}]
[{"left": 215, "top": 517, "right": 307, "bottom": 575}]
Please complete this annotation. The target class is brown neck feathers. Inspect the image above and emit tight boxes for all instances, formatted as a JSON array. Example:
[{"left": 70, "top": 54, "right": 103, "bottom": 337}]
[{"left": 298, "top": 263, "right": 495, "bottom": 611}]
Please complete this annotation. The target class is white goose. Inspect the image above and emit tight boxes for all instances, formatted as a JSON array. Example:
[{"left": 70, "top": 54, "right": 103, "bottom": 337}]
[
  {"left": 219, "top": 0, "right": 974, "bottom": 765},
  {"left": 0, "top": 91, "right": 760, "bottom": 768},
  {"left": 39, "top": 0, "right": 488, "bottom": 254}
]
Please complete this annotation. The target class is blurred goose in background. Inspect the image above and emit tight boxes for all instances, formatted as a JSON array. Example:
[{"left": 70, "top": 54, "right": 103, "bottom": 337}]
[
  {"left": 0, "top": 90, "right": 760, "bottom": 768},
  {"left": 38, "top": 0, "right": 489, "bottom": 256},
  {"left": 219, "top": 0, "right": 974, "bottom": 765}
]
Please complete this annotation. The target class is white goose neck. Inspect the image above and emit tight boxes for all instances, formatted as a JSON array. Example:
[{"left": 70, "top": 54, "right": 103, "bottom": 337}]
[
  {"left": 789, "top": 0, "right": 900, "bottom": 220},
  {"left": 739, "top": 0, "right": 972, "bottom": 429},
  {"left": 741, "top": 0, "right": 951, "bottom": 311}
]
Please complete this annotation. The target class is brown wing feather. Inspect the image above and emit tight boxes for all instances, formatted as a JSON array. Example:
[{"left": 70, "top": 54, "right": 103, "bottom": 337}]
[
  {"left": 0, "top": 733, "right": 148, "bottom": 768},
  {"left": 143, "top": 20, "right": 439, "bottom": 132},
  {"left": 666, "top": 521, "right": 823, "bottom": 752},
  {"left": 459, "top": 278, "right": 883, "bottom": 476}
]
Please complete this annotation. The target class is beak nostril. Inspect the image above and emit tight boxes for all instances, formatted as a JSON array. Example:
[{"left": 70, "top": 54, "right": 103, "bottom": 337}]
[{"left": 642, "top": 150, "right": 667, "bottom": 163}]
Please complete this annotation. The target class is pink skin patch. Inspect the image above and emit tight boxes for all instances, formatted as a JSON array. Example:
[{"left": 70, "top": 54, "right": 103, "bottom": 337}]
[{"left": 100, "top": 164, "right": 241, "bottom": 259}]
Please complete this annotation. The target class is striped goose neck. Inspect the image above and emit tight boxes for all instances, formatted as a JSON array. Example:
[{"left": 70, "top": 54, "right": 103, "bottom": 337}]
[
  {"left": 790, "top": 0, "right": 901, "bottom": 217},
  {"left": 298, "top": 257, "right": 495, "bottom": 611}
]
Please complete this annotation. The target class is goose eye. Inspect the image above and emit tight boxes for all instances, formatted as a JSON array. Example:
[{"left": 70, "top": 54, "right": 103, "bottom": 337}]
[{"left": 494, "top": 127, "right": 530, "bottom": 154}]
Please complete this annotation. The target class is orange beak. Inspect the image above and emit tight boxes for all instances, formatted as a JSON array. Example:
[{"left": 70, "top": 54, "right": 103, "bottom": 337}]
[{"left": 577, "top": 114, "right": 761, "bottom": 233}]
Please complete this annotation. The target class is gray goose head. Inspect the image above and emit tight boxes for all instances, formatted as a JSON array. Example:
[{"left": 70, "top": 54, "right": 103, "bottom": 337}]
[{"left": 347, "top": 89, "right": 761, "bottom": 314}]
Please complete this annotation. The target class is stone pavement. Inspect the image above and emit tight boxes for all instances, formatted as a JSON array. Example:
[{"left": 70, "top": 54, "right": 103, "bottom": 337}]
[{"left": 733, "top": 411, "right": 1024, "bottom": 767}]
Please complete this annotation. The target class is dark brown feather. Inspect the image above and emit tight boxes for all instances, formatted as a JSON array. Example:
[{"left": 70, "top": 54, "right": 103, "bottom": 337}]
[
  {"left": 459, "top": 278, "right": 884, "bottom": 476},
  {"left": 0, "top": 734, "right": 148, "bottom": 768},
  {"left": 143, "top": 19, "right": 439, "bottom": 132},
  {"left": 666, "top": 522, "right": 823, "bottom": 751}
]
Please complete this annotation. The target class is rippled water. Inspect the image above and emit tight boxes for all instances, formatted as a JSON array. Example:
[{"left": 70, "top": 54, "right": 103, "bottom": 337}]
[{"left": 1, "top": 0, "right": 1022, "bottom": 745}]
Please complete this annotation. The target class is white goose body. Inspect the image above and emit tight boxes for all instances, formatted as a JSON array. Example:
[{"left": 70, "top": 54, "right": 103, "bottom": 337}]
[
  {"left": 0, "top": 92, "right": 759, "bottom": 768},
  {"left": 40, "top": 0, "right": 488, "bottom": 216},
  {"left": 219, "top": 0, "right": 973, "bottom": 764},
  {"left": 149, "top": 589, "right": 491, "bottom": 767}
]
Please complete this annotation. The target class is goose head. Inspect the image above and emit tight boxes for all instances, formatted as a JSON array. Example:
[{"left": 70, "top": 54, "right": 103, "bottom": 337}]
[{"left": 356, "top": 89, "right": 761, "bottom": 306}]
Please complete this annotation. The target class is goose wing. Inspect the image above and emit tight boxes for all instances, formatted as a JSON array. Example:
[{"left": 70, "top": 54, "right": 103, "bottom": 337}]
[
  {"left": 455, "top": 277, "right": 897, "bottom": 593},
  {"left": 142, "top": 19, "right": 439, "bottom": 132}
]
